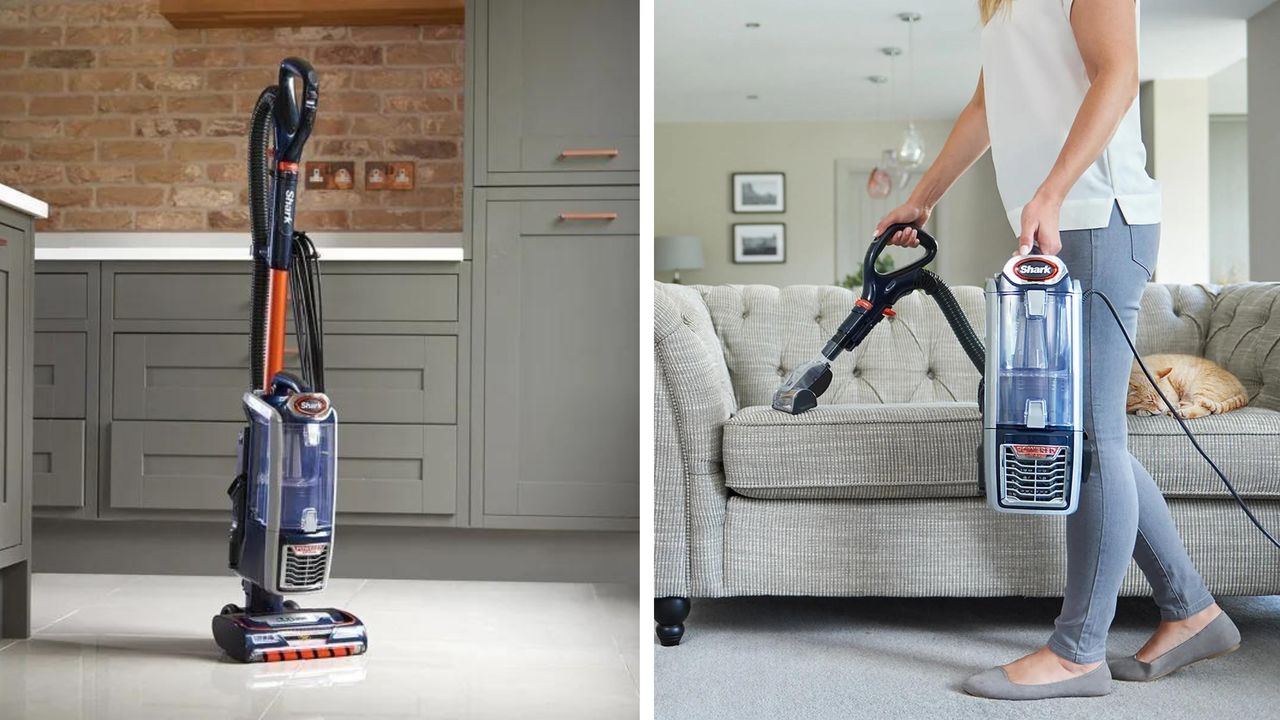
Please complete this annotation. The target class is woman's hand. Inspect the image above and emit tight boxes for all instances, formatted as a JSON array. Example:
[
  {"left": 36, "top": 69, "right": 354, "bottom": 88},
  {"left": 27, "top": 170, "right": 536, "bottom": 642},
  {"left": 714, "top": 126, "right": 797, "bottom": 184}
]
[
  {"left": 1017, "top": 189, "right": 1064, "bottom": 256},
  {"left": 874, "top": 202, "right": 931, "bottom": 248}
]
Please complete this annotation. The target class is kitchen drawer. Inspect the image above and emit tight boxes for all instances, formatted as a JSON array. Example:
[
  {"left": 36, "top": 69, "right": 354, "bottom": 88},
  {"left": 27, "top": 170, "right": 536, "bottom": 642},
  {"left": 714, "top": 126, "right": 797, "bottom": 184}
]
[
  {"left": 109, "top": 421, "right": 455, "bottom": 515},
  {"left": 36, "top": 272, "right": 90, "bottom": 320},
  {"left": 33, "top": 419, "right": 85, "bottom": 508},
  {"left": 113, "top": 273, "right": 459, "bottom": 323},
  {"left": 113, "top": 333, "right": 457, "bottom": 424},
  {"left": 517, "top": 200, "right": 639, "bottom": 236},
  {"left": 35, "top": 332, "right": 87, "bottom": 419}
]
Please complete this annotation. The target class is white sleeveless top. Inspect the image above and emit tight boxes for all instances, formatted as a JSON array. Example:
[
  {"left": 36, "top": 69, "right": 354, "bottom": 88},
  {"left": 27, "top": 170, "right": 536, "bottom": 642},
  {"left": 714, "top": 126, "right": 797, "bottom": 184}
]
[{"left": 981, "top": 0, "right": 1161, "bottom": 233}]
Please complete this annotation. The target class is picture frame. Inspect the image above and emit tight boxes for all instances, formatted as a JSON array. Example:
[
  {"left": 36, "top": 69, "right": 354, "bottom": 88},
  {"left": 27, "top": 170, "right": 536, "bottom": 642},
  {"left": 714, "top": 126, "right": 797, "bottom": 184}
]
[
  {"left": 733, "top": 223, "right": 786, "bottom": 264},
  {"left": 732, "top": 172, "right": 786, "bottom": 213}
]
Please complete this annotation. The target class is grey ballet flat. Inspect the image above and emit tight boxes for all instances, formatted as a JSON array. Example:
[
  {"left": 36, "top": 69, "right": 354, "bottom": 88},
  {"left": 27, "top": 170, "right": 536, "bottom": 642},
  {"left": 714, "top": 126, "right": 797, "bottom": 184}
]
[
  {"left": 1110, "top": 611, "right": 1241, "bottom": 682},
  {"left": 962, "top": 663, "right": 1112, "bottom": 700}
]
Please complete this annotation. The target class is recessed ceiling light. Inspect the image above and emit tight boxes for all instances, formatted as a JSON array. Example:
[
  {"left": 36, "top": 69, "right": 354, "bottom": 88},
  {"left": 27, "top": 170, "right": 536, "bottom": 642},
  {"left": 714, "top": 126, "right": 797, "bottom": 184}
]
[
  {"left": 746, "top": 94, "right": 759, "bottom": 100},
  {"left": 745, "top": 22, "right": 760, "bottom": 28}
]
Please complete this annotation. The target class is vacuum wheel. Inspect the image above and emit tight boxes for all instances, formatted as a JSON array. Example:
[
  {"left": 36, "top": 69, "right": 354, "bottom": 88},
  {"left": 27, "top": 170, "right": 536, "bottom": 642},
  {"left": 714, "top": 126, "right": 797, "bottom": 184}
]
[
  {"left": 219, "top": 603, "right": 242, "bottom": 616},
  {"left": 284, "top": 600, "right": 300, "bottom": 610}
]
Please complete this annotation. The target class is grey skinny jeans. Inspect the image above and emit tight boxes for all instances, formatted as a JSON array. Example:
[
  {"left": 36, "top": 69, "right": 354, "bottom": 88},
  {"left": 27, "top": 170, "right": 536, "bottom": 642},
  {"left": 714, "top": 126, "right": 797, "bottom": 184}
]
[{"left": 1046, "top": 202, "right": 1215, "bottom": 664}]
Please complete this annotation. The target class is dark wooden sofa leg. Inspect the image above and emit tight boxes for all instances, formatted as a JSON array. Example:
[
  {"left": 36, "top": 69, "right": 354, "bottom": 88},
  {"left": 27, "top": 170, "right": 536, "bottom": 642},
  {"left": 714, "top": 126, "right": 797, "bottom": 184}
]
[{"left": 654, "top": 596, "right": 691, "bottom": 646}]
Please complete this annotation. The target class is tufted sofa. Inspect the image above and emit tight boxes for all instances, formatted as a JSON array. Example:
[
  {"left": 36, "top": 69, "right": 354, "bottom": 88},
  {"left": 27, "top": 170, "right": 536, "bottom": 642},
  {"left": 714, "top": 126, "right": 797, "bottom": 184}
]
[{"left": 653, "top": 280, "right": 1280, "bottom": 645}]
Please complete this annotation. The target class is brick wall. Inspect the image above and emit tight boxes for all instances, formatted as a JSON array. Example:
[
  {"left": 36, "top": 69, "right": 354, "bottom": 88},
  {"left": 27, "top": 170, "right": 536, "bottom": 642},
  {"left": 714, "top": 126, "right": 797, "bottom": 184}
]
[{"left": 0, "top": 0, "right": 464, "bottom": 232}]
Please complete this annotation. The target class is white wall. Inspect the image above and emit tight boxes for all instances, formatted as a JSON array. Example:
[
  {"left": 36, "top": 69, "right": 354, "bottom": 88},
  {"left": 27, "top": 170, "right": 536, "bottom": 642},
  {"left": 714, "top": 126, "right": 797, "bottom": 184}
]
[
  {"left": 1141, "top": 79, "right": 1212, "bottom": 283},
  {"left": 1249, "top": 2, "right": 1280, "bottom": 281},
  {"left": 1210, "top": 115, "right": 1250, "bottom": 283},
  {"left": 655, "top": 120, "right": 1011, "bottom": 288}
]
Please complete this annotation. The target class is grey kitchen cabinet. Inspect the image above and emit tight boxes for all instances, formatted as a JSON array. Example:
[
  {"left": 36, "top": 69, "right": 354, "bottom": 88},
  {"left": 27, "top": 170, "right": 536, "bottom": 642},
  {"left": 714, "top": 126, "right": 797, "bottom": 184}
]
[
  {"left": 33, "top": 264, "right": 100, "bottom": 518},
  {"left": 0, "top": 205, "right": 35, "bottom": 639},
  {"left": 472, "top": 0, "right": 639, "bottom": 186},
  {"left": 474, "top": 187, "right": 639, "bottom": 530},
  {"left": 96, "top": 261, "right": 470, "bottom": 526}
]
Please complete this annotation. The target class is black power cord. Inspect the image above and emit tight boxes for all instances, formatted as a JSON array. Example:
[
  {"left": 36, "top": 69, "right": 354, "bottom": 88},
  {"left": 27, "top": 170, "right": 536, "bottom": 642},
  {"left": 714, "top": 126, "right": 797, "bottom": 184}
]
[
  {"left": 1087, "top": 289, "right": 1280, "bottom": 550},
  {"left": 289, "top": 231, "right": 325, "bottom": 392}
]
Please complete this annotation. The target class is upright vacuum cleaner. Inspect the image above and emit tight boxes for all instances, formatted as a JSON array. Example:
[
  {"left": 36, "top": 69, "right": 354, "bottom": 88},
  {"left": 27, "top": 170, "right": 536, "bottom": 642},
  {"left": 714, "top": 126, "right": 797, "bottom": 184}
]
[{"left": 212, "top": 58, "right": 369, "bottom": 662}]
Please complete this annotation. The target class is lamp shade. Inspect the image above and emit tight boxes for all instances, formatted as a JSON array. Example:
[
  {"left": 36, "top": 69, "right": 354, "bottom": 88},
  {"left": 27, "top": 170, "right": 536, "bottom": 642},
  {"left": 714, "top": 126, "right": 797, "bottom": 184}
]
[{"left": 655, "top": 235, "right": 705, "bottom": 273}]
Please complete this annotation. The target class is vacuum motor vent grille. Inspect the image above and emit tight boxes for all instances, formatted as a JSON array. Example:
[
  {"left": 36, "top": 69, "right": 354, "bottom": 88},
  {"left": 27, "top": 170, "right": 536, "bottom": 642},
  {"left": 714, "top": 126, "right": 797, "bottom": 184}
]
[
  {"left": 999, "top": 444, "right": 1069, "bottom": 508},
  {"left": 279, "top": 543, "right": 329, "bottom": 591}
]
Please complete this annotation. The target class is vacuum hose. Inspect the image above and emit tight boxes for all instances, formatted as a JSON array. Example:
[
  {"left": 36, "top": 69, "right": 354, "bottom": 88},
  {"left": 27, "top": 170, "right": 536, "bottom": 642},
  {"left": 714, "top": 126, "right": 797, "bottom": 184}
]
[
  {"left": 917, "top": 269, "right": 985, "bottom": 374},
  {"left": 248, "top": 87, "right": 277, "bottom": 390}
]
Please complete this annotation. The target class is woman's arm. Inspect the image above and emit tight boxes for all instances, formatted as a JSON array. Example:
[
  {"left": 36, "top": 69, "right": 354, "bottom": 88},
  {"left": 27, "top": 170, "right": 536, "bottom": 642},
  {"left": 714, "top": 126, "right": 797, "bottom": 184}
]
[
  {"left": 878, "top": 72, "right": 990, "bottom": 248},
  {"left": 1017, "top": 0, "right": 1140, "bottom": 255}
]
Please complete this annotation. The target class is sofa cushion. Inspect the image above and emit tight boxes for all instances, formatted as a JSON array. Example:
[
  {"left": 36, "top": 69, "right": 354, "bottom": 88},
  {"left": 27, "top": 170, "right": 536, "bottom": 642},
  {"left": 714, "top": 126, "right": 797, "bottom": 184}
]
[
  {"left": 1129, "top": 407, "right": 1280, "bottom": 499},
  {"left": 724, "top": 403, "right": 1280, "bottom": 501},
  {"left": 723, "top": 403, "right": 983, "bottom": 500}
]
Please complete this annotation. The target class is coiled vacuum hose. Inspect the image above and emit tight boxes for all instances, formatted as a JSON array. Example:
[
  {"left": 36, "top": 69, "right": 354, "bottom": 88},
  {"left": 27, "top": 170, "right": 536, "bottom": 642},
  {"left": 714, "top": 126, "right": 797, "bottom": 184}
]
[
  {"left": 248, "top": 87, "right": 277, "bottom": 389},
  {"left": 917, "top": 269, "right": 986, "bottom": 374}
]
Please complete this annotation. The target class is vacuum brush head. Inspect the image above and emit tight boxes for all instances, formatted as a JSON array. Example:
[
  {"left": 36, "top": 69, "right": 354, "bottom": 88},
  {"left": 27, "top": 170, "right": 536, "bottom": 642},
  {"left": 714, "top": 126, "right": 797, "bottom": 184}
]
[{"left": 771, "top": 359, "right": 833, "bottom": 415}]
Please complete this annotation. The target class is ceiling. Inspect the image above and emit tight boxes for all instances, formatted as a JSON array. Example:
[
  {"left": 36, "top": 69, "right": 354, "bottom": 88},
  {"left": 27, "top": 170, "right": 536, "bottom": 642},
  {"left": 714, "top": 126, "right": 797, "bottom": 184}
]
[{"left": 656, "top": 0, "right": 1275, "bottom": 122}]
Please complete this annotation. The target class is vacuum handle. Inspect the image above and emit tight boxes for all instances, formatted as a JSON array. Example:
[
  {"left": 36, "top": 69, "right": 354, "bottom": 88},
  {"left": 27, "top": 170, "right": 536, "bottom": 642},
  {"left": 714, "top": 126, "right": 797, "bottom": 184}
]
[
  {"left": 865, "top": 223, "right": 937, "bottom": 282},
  {"left": 819, "top": 224, "right": 939, "bottom": 360},
  {"left": 274, "top": 57, "right": 319, "bottom": 164},
  {"left": 269, "top": 58, "right": 318, "bottom": 270}
]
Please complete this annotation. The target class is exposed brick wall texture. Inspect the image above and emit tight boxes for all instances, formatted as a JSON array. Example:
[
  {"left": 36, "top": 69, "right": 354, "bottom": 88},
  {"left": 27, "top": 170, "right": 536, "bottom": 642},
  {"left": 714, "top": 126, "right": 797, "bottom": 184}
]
[{"left": 0, "top": 1, "right": 464, "bottom": 232}]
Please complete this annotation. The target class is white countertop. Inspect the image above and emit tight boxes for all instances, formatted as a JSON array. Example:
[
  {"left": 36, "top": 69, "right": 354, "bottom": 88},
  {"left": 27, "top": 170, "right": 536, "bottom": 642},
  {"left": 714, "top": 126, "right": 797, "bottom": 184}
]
[
  {"left": 34, "top": 232, "right": 466, "bottom": 262},
  {"left": 0, "top": 183, "right": 49, "bottom": 219}
]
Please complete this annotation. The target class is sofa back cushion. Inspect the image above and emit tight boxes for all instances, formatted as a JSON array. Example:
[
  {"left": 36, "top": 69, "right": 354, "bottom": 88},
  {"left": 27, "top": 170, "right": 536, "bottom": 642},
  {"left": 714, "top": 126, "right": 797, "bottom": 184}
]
[
  {"left": 1205, "top": 283, "right": 1280, "bottom": 411},
  {"left": 695, "top": 284, "right": 987, "bottom": 407},
  {"left": 1135, "top": 284, "right": 1215, "bottom": 356},
  {"left": 690, "top": 282, "right": 1225, "bottom": 409}
]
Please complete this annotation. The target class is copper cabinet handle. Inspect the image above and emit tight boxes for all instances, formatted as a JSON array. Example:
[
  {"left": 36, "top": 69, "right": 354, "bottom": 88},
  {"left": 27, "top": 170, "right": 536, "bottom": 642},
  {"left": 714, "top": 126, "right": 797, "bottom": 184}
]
[
  {"left": 558, "top": 148, "right": 619, "bottom": 159},
  {"left": 558, "top": 212, "right": 618, "bottom": 222}
]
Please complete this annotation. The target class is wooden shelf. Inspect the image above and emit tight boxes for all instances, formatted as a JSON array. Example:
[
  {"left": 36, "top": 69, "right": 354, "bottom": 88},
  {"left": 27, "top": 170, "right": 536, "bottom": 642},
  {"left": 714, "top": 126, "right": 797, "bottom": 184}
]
[{"left": 160, "top": 0, "right": 464, "bottom": 28}]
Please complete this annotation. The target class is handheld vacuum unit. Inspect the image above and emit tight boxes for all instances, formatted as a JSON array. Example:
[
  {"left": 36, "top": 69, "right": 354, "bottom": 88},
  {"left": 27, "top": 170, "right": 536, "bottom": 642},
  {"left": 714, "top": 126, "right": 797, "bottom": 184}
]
[
  {"left": 771, "top": 224, "right": 1082, "bottom": 517},
  {"left": 213, "top": 58, "right": 368, "bottom": 662},
  {"left": 983, "top": 255, "right": 1083, "bottom": 514}
]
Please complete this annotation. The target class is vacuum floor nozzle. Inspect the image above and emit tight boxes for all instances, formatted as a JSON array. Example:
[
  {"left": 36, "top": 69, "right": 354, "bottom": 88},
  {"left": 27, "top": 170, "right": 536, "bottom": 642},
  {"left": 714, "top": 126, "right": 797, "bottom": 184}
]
[
  {"left": 212, "top": 606, "right": 367, "bottom": 663},
  {"left": 772, "top": 359, "right": 834, "bottom": 414}
]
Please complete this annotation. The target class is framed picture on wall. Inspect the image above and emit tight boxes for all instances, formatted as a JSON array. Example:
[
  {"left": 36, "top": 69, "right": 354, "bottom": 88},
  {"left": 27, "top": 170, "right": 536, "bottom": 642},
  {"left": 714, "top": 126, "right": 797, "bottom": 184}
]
[
  {"left": 732, "top": 172, "right": 785, "bottom": 213},
  {"left": 733, "top": 223, "right": 786, "bottom": 263}
]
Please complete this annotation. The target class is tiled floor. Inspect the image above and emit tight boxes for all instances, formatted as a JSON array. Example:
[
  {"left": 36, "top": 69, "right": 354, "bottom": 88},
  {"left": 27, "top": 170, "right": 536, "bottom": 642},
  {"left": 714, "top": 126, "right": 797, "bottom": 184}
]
[{"left": 0, "top": 573, "right": 640, "bottom": 720}]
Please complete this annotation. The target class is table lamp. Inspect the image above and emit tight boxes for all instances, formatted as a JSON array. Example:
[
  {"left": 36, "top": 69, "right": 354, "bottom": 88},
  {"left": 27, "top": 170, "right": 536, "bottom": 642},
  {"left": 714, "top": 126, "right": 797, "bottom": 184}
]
[{"left": 655, "top": 235, "right": 704, "bottom": 284}]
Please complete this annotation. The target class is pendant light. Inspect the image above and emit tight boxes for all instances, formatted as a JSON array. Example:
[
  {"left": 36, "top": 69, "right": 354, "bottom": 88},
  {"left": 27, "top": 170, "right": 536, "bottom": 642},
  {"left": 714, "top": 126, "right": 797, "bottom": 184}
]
[
  {"left": 866, "top": 75, "right": 893, "bottom": 199},
  {"left": 878, "top": 47, "right": 910, "bottom": 189},
  {"left": 896, "top": 12, "right": 926, "bottom": 169}
]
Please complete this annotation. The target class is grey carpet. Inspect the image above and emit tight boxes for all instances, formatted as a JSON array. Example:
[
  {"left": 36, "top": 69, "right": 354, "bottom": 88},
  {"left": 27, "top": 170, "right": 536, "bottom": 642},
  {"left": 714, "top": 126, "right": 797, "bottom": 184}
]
[{"left": 654, "top": 595, "right": 1280, "bottom": 719}]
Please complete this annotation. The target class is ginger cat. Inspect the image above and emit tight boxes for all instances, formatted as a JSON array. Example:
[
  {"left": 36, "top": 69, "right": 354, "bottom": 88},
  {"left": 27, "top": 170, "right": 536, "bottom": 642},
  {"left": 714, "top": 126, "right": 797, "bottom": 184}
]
[{"left": 1127, "top": 353, "right": 1249, "bottom": 419}]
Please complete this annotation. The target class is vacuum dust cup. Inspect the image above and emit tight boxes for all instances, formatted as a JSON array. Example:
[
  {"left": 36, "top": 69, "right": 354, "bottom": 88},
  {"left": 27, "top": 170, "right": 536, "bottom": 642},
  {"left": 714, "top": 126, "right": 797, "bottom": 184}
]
[{"left": 983, "top": 255, "right": 1084, "bottom": 514}]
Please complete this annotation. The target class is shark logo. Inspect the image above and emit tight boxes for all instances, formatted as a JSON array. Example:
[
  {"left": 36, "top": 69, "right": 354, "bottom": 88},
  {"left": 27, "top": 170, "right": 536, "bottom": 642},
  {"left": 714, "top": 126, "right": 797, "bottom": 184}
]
[
  {"left": 1012, "top": 257, "right": 1058, "bottom": 282},
  {"left": 283, "top": 189, "right": 295, "bottom": 225}
]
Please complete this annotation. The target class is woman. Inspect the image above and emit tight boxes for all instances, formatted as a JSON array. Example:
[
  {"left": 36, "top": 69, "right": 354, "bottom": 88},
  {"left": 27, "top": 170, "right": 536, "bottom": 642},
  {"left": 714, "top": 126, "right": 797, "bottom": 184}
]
[{"left": 876, "top": 0, "right": 1240, "bottom": 700}]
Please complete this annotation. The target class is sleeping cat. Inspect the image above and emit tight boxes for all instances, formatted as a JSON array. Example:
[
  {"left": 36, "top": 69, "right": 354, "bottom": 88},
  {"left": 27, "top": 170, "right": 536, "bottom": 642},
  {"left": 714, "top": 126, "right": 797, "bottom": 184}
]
[{"left": 1126, "top": 353, "right": 1249, "bottom": 419}]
